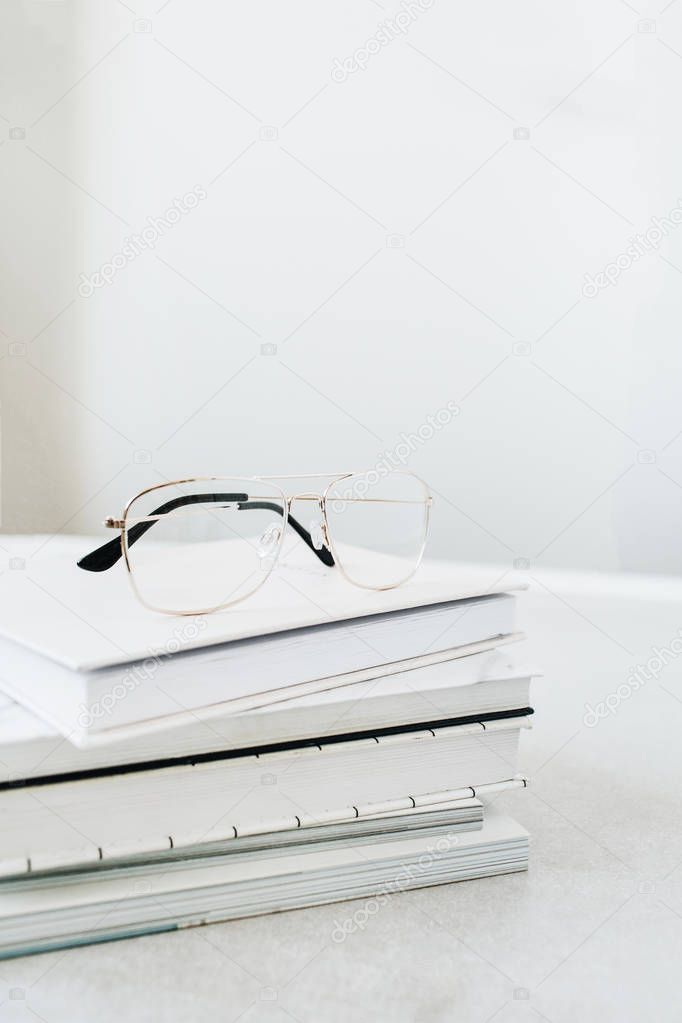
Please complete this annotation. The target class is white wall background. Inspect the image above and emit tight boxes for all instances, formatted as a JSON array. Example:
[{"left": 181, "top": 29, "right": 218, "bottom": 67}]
[{"left": 1, "top": 0, "right": 682, "bottom": 573}]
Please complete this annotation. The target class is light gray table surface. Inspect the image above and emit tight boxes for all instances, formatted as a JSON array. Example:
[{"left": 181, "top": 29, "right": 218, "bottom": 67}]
[{"left": 2, "top": 568, "right": 681, "bottom": 1022}]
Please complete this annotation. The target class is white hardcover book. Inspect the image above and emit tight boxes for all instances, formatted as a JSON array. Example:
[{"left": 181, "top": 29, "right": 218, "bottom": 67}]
[
  {"left": 0, "top": 808, "right": 529, "bottom": 959},
  {"left": 0, "top": 536, "right": 524, "bottom": 738},
  {"left": 0, "top": 716, "right": 530, "bottom": 876},
  {"left": 0, "top": 649, "right": 535, "bottom": 781}
]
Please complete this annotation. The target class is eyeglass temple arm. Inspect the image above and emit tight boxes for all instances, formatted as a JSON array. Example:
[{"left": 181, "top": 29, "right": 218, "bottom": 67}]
[{"left": 76, "top": 493, "right": 335, "bottom": 573}]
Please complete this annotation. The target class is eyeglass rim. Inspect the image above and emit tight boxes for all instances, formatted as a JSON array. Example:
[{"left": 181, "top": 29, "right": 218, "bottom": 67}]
[
  {"left": 122, "top": 476, "right": 289, "bottom": 616},
  {"left": 321, "top": 470, "right": 432, "bottom": 592},
  {"left": 118, "top": 470, "right": 432, "bottom": 615}
]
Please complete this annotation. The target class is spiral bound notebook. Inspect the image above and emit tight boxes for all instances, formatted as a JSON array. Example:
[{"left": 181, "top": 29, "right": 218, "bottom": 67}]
[
  {"left": 0, "top": 717, "right": 530, "bottom": 877},
  {"left": 0, "top": 803, "right": 529, "bottom": 960}
]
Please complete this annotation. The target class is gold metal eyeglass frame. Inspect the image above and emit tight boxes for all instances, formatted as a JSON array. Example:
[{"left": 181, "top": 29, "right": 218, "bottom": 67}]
[{"left": 79, "top": 470, "right": 432, "bottom": 615}]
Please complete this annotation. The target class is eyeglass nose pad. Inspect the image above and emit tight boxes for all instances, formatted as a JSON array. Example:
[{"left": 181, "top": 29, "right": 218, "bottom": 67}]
[
  {"left": 309, "top": 519, "right": 327, "bottom": 551},
  {"left": 257, "top": 522, "right": 282, "bottom": 558}
]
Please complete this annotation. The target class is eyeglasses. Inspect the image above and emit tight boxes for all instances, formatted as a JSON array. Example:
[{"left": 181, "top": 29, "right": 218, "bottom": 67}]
[{"left": 77, "top": 470, "right": 432, "bottom": 615}]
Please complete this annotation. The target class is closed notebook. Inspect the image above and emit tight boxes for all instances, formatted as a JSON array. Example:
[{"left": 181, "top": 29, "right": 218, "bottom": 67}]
[
  {"left": 0, "top": 649, "right": 535, "bottom": 781},
  {"left": 0, "top": 536, "right": 524, "bottom": 739},
  {"left": 0, "top": 806, "right": 529, "bottom": 960},
  {"left": 0, "top": 716, "right": 531, "bottom": 876}
]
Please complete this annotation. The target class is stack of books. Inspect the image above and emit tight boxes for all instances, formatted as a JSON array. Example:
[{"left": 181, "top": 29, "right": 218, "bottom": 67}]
[{"left": 0, "top": 538, "right": 535, "bottom": 959}]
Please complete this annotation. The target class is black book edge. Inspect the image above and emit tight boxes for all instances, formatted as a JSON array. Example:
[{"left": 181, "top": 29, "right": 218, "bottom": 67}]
[{"left": 0, "top": 706, "right": 533, "bottom": 792}]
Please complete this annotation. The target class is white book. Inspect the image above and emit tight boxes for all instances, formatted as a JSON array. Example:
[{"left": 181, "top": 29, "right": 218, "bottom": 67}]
[
  {"left": 0, "top": 716, "right": 530, "bottom": 877},
  {"left": 0, "top": 648, "right": 534, "bottom": 782},
  {"left": 0, "top": 807, "right": 529, "bottom": 959},
  {"left": 0, "top": 537, "right": 524, "bottom": 739}
]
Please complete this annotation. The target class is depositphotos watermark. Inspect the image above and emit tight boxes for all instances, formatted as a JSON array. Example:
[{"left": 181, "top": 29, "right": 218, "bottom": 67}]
[
  {"left": 376, "top": 400, "right": 460, "bottom": 471},
  {"left": 583, "top": 630, "right": 682, "bottom": 726},
  {"left": 77, "top": 186, "right": 207, "bottom": 297},
  {"left": 328, "top": 400, "right": 459, "bottom": 510},
  {"left": 76, "top": 618, "right": 207, "bottom": 729},
  {"left": 331, "top": 831, "right": 458, "bottom": 942},
  {"left": 582, "top": 198, "right": 682, "bottom": 298},
  {"left": 331, "top": 0, "right": 435, "bottom": 82}
]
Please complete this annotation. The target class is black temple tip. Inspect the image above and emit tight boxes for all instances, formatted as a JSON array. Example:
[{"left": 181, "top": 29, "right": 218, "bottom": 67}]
[{"left": 77, "top": 537, "right": 123, "bottom": 572}]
